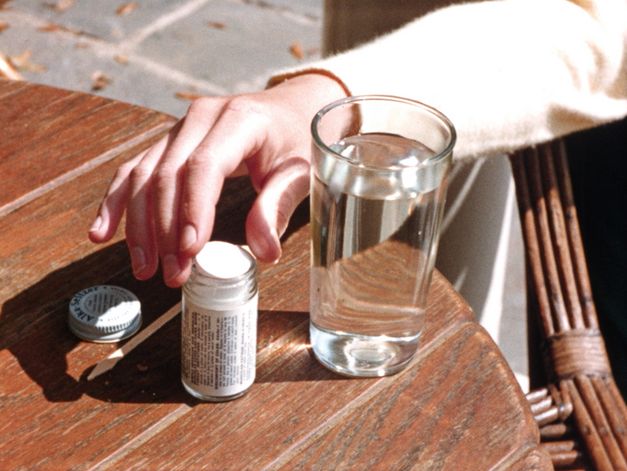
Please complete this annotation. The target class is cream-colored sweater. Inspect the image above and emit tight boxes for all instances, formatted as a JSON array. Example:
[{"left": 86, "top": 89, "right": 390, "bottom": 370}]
[{"left": 270, "top": 0, "right": 627, "bottom": 161}]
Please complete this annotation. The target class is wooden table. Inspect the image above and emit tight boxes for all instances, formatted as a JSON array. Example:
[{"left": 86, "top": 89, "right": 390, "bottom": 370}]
[{"left": 0, "top": 79, "right": 550, "bottom": 470}]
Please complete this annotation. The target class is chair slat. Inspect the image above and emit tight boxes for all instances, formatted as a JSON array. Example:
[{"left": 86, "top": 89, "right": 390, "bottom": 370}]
[
  {"left": 552, "top": 141, "right": 599, "bottom": 329},
  {"left": 593, "top": 377, "right": 627, "bottom": 456},
  {"left": 540, "top": 423, "right": 574, "bottom": 440},
  {"left": 538, "top": 144, "right": 585, "bottom": 329},
  {"left": 510, "top": 152, "right": 556, "bottom": 336},
  {"left": 565, "top": 380, "right": 614, "bottom": 471},
  {"left": 525, "top": 147, "right": 571, "bottom": 332},
  {"left": 576, "top": 376, "right": 627, "bottom": 468}
]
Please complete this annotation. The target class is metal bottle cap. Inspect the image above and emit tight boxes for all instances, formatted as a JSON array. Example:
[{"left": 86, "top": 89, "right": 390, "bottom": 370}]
[{"left": 68, "top": 285, "right": 142, "bottom": 343}]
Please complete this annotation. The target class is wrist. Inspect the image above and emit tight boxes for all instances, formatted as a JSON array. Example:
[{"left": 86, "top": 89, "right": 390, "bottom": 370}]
[{"left": 267, "top": 70, "right": 350, "bottom": 113}]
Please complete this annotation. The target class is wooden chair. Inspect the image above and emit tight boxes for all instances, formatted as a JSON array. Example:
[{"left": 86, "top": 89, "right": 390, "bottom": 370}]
[{"left": 509, "top": 141, "right": 627, "bottom": 470}]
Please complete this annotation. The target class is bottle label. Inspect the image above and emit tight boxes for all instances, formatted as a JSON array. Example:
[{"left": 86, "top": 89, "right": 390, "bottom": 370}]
[{"left": 181, "top": 297, "right": 257, "bottom": 398}]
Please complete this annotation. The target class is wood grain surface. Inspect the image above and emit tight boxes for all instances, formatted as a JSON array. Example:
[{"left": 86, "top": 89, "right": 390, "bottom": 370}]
[
  {"left": 0, "top": 79, "right": 547, "bottom": 470},
  {"left": 0, "top": 80, "right": 173, "bottom": 218}
]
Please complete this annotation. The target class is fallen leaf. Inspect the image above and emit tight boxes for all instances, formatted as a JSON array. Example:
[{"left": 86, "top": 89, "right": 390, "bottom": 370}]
[
  {"left": 44, "top": 0, "right": 75, "bottom": 12},
  {"left": 0, "top": 53, "right": 22, "bottom": 80},
  {"left": 0, "top": 0, "right": 12, "bottom": 11},
  {"left": 57, "top": 0, "right": 75, "bottom": 10},
  {"left": 113, "top": 54, "right": 129, "bottom": 65},
  {"left": 37, "top": 21, "right": 92, "bottom": 37},
  {"left": 289, "top": 41, "right": 304, "bottom": 60},
  {"left": 20, "top": 61, "right": 47, "bottom": 73},
  {"left": 0, "top": 21, "right": 9, "bottom": 32},
  {"left": 91, "top": 71, "right": 111, "bottom": 91},
  {"left": 38, "top": 22, "right": 63, "bottom": 33},
  {"left": 136, "top": 362, "right": 149, "bottom": 372},
  {"left": 116, "top": 2, "right": 138, "bottom": 16},
  {"left": 175, "top": 91, "right": 203, "bottom": 101},
  {"left": 9, "top": 50, "right": 47, "bottom": 73},
  {"left": 8, "top": 50, "right": 32, "bottom": 67},
  {"left": 207, "top": 21, "right": 225, "bottom": 30}
]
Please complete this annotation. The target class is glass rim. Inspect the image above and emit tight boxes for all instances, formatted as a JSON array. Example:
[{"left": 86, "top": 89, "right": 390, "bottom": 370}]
[{"left": 311, "top": 94, "right": 457, "bottom": 170}]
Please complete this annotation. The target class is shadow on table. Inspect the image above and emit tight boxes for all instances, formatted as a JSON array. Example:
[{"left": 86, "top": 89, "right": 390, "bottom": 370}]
[
  {"left": 1, "top": 205, "right": 342, "bottom": 404},
  {"left": 1, "top": 241, "right": 180, "bottom": 404}
]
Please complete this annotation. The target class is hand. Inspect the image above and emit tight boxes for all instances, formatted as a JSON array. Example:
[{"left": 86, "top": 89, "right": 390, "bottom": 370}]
[{"left": 88, "top": 74, "right": 347, "bottom": 287}]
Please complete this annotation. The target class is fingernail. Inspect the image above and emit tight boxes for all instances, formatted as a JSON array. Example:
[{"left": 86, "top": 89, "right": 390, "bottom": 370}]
[
  {"left": 163, "top": 254, "right": 181, "bottom": 281},
  {"left": 130, "top": 246, "right": 146, "bottom": 274},
  {"left": 261, "top": 228, "right": 281, "bottom": 263},
  {"left": 269, "top": 228, "right": 282, "bottom": 263},
  {"left": 248, "top": 234, "right": 268, "bottom": 261},
  {"left": 180, "top": 224, "right": 197, "bottom": 252},
  {"left": 89, "top": 216, "right": 103, "bottom": 233}
]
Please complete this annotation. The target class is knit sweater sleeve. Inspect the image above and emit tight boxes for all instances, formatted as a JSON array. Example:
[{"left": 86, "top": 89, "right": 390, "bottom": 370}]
[{"left": 268, "top": 0, "right": 627, "bottom": 161}]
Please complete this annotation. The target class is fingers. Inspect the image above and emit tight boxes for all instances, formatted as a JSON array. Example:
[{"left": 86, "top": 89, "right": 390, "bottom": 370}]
[
  {"left": 89, "top": 118, "right": 182, "bottom": 245},
  {"left": 178, "top": 98, "right": 269, "bottom": 258},
  {"left": 124, "top": 133, "right": 174, "bottom": 280},
  {"left": 152, "top": 99, "right": 226, "bottom": 286},
  {"left": 89, "top": 93, "right": 307, "bottom": 287},
  {"left": 89, "top": 151, "right": 146, "bottom": 243},
  {"left": 245, "top": 157, "right": 310, "bottom": 262}
]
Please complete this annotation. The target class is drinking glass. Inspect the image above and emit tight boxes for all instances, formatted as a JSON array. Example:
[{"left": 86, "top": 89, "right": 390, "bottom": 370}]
[{"left": 310, "top": 95, "right": 456, "bottom": 377}]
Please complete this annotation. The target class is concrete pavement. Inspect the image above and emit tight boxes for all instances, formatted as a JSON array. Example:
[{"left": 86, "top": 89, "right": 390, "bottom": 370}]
[{"left": 0, "top": 0, "right": 322, "bottom": 116}]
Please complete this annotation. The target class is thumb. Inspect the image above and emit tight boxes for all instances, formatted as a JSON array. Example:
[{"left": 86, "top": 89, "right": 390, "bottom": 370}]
[{"left": 245, "top": 157, "right": 310, "bottom": 262}]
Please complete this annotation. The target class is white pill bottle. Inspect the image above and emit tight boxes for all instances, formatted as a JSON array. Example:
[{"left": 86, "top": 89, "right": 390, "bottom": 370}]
[{"left": 181, "top": 241, "right": 258, "bottom": 402}]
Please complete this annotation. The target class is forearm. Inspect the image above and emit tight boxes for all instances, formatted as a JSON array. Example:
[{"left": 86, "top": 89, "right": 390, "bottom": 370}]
[{"left": 270, "top": 0, "right": 627, "bottom": 160}]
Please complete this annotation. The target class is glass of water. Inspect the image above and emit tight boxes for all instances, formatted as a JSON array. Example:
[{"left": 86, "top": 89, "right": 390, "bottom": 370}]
[{"left": 310, "top": 95, "right": 456, "bottom": 377}]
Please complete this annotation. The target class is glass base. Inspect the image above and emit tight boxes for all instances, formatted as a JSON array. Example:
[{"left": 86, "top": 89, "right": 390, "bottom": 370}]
[{"left": 310, "top": 323, "right": 420, "bottom": 377}]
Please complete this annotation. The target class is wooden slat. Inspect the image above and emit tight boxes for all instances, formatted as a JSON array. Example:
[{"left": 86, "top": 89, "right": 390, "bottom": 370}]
[
  {"left": 538, "top": 145, "right": 585, "bottom": 330},
  {"left": 0, "top": 78, "right": 29, "bottom": 99},
  {"left": 593, "top": 377, "right": 627, "bottom": 457},
  {"left": 525, "top": 147, "right": 571, "bottom": 332},
  {"left": 564, "top": 380, "right": 614, "bottom": 471},
  {"left": 506, "top": 447, "right": 554, "bottom": 471},
  {"left": 542, "top": 440, "right": 579, "bottom": 454},
  {"left": 510, "top": 152, "right": 555, "bottom": 336},
  {"left": 540, "top": 423, "right": 573, "bottom": 440},
  {"left": 576, "top": 376, "right": 627, "bottom": 468},
  {"left": 550, "top": 450, "right": 587, "bottom": 469},
  {"left": 552, "top": 141, "right": 599, "bottom": 329},
  {"left": 0, "top": 81, "right": 174, "bottom": 217}
]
